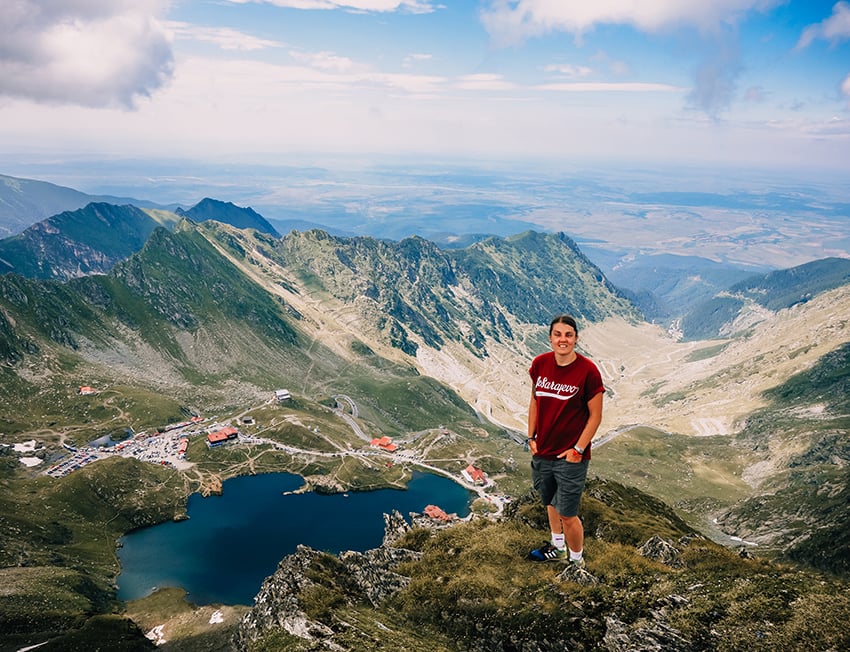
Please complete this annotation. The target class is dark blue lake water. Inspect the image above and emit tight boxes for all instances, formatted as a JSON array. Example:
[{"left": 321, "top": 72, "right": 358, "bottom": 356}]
[{"left": 117, "top": 471, "right": 471, "bottom": 606}]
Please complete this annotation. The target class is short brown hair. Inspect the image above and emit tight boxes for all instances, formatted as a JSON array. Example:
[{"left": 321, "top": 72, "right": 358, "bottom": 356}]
[{"left": 549, "top": 314, "right": 578, "bottom": 336}]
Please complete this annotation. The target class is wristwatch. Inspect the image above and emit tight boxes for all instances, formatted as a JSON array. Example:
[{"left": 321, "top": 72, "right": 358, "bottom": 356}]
[{"left": 572, "top": 445, "right": 585, "bottom": 455}]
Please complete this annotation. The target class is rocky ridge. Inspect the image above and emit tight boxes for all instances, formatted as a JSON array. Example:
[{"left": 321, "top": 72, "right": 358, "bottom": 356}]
[
  {"left": 233, "top": 482, "right": 850, "bottom": 652},
  {"left": 234, "top": 510, "right": 697, "bottom": 652}
]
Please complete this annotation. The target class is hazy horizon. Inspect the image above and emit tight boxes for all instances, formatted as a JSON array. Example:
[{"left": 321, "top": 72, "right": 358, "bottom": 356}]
[{"left": 2, "top": 155, "right": 848, "bottom": 273}]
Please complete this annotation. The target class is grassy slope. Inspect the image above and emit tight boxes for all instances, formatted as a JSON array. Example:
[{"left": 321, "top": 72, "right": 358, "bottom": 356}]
[
  {"left": 0, "top": 457, "right": 186, "bottom": 650},
  {"left": 243, "top": 482, "right": 850, "bottom": 652}
]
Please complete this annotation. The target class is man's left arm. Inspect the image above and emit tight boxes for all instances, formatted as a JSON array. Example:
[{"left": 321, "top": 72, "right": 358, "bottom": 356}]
[{"left": 575, "top": 391, "right": 603, "bottom": 452}]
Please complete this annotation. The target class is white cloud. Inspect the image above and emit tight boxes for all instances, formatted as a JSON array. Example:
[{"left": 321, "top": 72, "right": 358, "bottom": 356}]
[
  {"left": 403, "top": 53, "right": 433, "bottom": 68},
  {"left": 543, "top": 63, "right": 593, "bottom": 78},
  {"left": 170, "top": 22, "right": 284, "bottom": 51},
  {"left": 174, "top": 55, "right": 446, "bottom": 99},
  {"left": 536, "top": 81, "right": 683, "bottom": 92},
  {"left": 797, "top": 1, "right": 850, "bottom": 49},
  {"left": 801, "top": 115, "right": 850, "bottom": 137},
  {"left": 0, "top": 0, "right": 174, "bottom": 108},
  {"left": 479, "top": 1, "right": 776, "bottom": 119},
  {"left": 226, "top": 0, "right": 437, "bottom": 13},
  {"left": 289, "top": 50, "right": 361, "bottom": 73},
  {"left": 686, "top": 34, "right": 742, "bottom": 119},
  {"left": 455, "top": 73, "right": 516, "bottom": 91},
  {"left": 479, "top": 0, "right": 783, "bottom": 45}
]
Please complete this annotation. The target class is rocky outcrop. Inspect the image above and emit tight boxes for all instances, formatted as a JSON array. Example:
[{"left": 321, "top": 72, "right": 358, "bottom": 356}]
[
  {"left": 557, "top": 562, "right": 600, "bottom": 586},
  {"left": 234, "top": 503, "right": 699, "bottom": 652},
  {"left": 639, "top": 535, "right": 684, "bottom": 567},
  {"left": 234, "top": 545, "right": 334, "bottom": 649},
  {"left": 234, "top": 510, "right": 421, "bottom": 651},
  {"left": 603, "top": 611, "right": 694, "bottom": 652}
]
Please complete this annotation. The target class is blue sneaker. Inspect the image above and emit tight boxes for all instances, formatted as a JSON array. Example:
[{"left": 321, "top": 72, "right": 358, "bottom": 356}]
[{"left": 527, "top": 542, "right": 567, "bottom": 562}]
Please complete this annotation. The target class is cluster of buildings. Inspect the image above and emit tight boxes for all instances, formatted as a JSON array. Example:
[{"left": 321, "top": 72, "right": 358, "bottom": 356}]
[
  {"left": 44, "top": 430, "right": 185, "bottom": 478},
  {"left": 44, "top": 410, "right": 210, "bottom": 477},
  {"left": 56, "top": 385, "right": 501, "bottom": 516}
]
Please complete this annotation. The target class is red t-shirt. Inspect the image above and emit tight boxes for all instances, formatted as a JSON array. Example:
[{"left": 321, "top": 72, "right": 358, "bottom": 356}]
[{"left": 529, "top": 351, "right": 604, "bottom": 460}]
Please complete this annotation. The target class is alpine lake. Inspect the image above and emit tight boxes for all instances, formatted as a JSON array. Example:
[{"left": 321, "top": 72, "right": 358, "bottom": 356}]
[{"left": 117, "top": 471, "right": 472, "bottom": 606}]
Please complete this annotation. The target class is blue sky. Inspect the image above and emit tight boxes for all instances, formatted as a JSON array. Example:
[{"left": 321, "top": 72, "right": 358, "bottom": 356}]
[{"left": 1, "top": 0, "right": 849, "bottom": 173}]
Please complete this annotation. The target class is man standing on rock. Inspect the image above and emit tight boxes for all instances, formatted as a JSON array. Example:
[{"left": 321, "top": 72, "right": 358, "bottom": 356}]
[{"left": 526, "top": 314, "right": 604, "bottom": 566}]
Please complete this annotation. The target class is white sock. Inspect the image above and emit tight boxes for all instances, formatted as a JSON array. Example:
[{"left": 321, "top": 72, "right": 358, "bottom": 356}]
[
  {"left": 551, "top": 533, "right": 566, "bottom": 550},
  {"left": 569, "top": 548, "right": 583, "bottom": 562}
]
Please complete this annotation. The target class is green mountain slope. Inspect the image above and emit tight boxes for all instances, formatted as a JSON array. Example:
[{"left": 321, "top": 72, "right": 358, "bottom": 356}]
[
  {"left": 0, "top": 203, "right": 167, "bottom": 281},
  {"left": 236, "top": 227, "right": 640, "bottom": 361},
  {"left": 178, "top": 197, "right": 280, "bottom": 237},
  {"left": 2, "top": 213, "right": 848, "bottom": 649},
  {"left": 717, "top": 340, "right": 850, "bottom": 574},
  {"left": 0, "top": 196, "right": 279, "bottom": 284},
  {"left": 454, "top": 230, "right": 639, "bottom": 327},
  {"left": 0, "top": 173, "right": 165, "bottom": 238},
  {"left": 600, "top": 251, "right": 759, "bottom": 323},
  {"left": 0, "top": 221, "right": 500, "bottom": 437},
  {"left": 732, "top": 257, "right": 850, "bottom": 311},
  {"left": 0, "top": 174, "right": 95, "bottom": 237},
  {"left": 681, "top": 257, "right": 850, "bottom": 339},
  {"left": 0, "top": 456, "right": 185, "bottom": 651}
]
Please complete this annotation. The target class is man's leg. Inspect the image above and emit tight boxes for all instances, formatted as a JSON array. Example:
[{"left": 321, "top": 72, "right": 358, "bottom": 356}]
[
  {"left": 551, "top": 459, "right": 588, "bottom": 563},
  {"left": 547, "top": 504, "right": 563, "bottom": 534},
  {"left": 561, "top": 514, "right": 583, "bottom": 559}
]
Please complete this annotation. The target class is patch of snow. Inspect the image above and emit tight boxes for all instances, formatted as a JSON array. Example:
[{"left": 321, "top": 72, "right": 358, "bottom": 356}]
[
  {"left": 146, "top": 624, "right": 167, "bottom": 645},
  {"left": 16, "top": 641, "right": 49, "bottom": 651}
]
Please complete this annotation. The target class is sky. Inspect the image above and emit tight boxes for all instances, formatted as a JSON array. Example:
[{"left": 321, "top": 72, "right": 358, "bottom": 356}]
[{"left": 1, "top": 0, "right": 850, "bottom": 173}]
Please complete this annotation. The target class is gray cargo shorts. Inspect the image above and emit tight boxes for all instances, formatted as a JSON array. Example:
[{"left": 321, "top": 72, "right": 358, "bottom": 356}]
[{"left": 532, "top": 457, "right": 589, "bottom": 517}]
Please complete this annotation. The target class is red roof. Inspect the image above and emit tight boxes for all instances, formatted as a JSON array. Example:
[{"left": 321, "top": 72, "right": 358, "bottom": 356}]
[
  {"left": 465, "top": 464, "right": 486, "bottom": 483},
  {"left": 370, "top": 436, "right": 398, "bottom": 452},
  {"left": 424, "top": 504, "right": 452, "bottom": 521},
  {"left": 207, "top": 426, "right": 238, "bottom": 443}
]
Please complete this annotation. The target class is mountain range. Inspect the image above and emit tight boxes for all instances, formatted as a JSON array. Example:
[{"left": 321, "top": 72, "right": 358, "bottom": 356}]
[
  {"left": 0, "top": 173, "right": 848, "bottom": 650},
  {"left": 0, "top": 173, "right": 167, "bottom": 238}
]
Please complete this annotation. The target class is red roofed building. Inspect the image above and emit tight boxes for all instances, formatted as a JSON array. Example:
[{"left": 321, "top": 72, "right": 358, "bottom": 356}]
[
  {"left": 462, "top": 464, "right": 486, "bottom": 485},
  {"left": 424, "top": 504, "right": 454, "bottom": 522},
  {"left": 370, "top": 436, "right": 398, "bottom": 452},
  {"left": 207, "top": 426, "right": 239, "bottom": 448}
]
